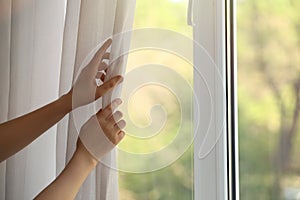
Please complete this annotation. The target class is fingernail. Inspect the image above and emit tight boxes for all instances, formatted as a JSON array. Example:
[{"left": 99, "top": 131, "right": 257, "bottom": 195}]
[
  {"left": 113, "top": 98, "right": 122, "bottom": 105},
  {"left": 107, "top": 38, "right": 112, "bottom": 44},
  {"left": 117, "top": 76, "right": 124, "bottom": 83}
]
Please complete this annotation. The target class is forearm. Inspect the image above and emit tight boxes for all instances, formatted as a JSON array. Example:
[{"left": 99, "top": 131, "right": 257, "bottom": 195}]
[
  {"left": 0, "top": 92, "right": 72, "bottom": 162},
  {"left": 35, "top": 140, "right": 97, "bottom": 200},
  {"left": 34, "top": 93, "right": 125, "bottom": 199}
]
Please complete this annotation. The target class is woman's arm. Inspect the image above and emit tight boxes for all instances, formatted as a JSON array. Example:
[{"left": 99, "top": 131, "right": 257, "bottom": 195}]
[
  {"left": 34, "top": 139, "right": 98, "bottom": 200},
  {"left": 0, "top": 93, "right": 71, "bottom": 162},
  {"left": 0, "top": 38, "right": 122, "bottom": 162},
  {"left": 35, "top": 100, "right": 125, "bottom": 200}
]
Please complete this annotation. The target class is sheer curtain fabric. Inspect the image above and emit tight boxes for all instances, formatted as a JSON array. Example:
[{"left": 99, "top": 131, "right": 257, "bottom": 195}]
[{"left": 0, "top": 0, "right": 135, "bottom": 199}]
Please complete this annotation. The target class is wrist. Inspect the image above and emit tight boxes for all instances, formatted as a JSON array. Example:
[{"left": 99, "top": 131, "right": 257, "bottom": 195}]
[
  {"left": 76, "top": 139, "right": 98, "bottom": 168},
  {"left": 60, "top": 91, "right": 73, "bottom": 114}
]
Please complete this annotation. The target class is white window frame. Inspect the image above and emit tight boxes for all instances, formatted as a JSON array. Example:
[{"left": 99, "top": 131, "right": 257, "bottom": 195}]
[{"left": 192, "top": 0, "right": 239, "bottom": 199}]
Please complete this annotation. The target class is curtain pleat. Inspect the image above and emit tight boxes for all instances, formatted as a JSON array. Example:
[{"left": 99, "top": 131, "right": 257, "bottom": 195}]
[
  {"left": 99, "top": 1, "right": 136, "bottom": 200},
  {"left": 66, "top": 0, "right": 115, "bottom": 199},
  {"left": 0, "top": 0, "right": 11, "bottom": 197},
  {"left": 58, "top": 0, "right": 136, "bottom": 199},
  {"left": 0, "top": 0, "right": 66, "bottom": 199},
  {"left": 56, "top": 0, "right": 81, "bottom": 176}
]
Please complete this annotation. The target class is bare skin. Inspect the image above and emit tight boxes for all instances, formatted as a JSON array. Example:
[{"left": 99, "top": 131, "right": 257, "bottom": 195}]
[
  {"left": 34, "top": 139, "right": 100, "bottom": 200},
  {"left": 35, "top": 100, "right": 125, "bottom": 200},
  {"left": 0, "top": 38, "right": 126, "bottom": 199}
]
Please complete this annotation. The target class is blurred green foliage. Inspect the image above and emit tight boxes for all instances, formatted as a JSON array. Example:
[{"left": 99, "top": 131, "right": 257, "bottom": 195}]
[
  {"left": 237, "top": 0, "right": 300, "bottom": 199},
  {"left": 118, "top": 0, "right": 194, "bottom": 199},
  {"left": 119, "top": 0, "right": 300, "bottom": 199}
]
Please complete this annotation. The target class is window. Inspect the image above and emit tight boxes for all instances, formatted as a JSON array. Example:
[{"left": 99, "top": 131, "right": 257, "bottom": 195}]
[
  {"left": 237, "top": 0, "right": 300, "bottom": 199},
  {"left": 113, "top": 0, "right": 300, "bottom": 199},
  {"left": 117, "top": 0, "right": 232, "bottom": 199},
  {"left": 118, "top": 0, "right": 194, "bottom": 199}
]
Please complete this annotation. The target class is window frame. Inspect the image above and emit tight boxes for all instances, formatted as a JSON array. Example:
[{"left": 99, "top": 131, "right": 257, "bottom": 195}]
[
  {"left": 225, "top": 0, "right": 239, "bottom": 199},
  {"left": 192, "top": 0, "right": 239, "bottom": 199}
]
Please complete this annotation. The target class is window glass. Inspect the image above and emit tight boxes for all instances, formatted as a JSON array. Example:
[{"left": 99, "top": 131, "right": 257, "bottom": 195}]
[
  {"left": 237, "top": 0, "right": 300, "bottom": 199},
  {"left": 118, "top": 0, "right": 194, "bottom": 199}
]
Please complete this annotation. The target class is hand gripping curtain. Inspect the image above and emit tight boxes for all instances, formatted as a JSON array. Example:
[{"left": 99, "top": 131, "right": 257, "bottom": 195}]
[
  {"left": 57, "top": 0, "right": 136, "bottom": 200},
  {"left": 0, "top": 0, "right": 136, "bottom": 199}
]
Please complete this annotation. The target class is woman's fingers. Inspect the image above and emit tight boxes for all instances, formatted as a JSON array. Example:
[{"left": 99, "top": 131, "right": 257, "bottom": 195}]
[
  {"left": 110, "top": 120, "right": 126, "bottom": 136},
  {"left": 113, "top": 120, "right": 126, "bottom": 132},
  {"left": 105, "top": 111, "right": 123, "bottom": 127},
  {"left": 110, "top": 121, "right": 126, "bottom": 143},
  {"left": 97, "top": 98, "right": 122, "bottom": 120},
  {"left": 95, "top": 65, "right": 107, "bottom": 83},
  {"left": 100, "top": 73, "right": 106, "bottom": 82},
  {"left": 95, "top": 99, "right": 126, "bottom": 145},
  {"left": 107, "top": 111, "right": 123, "bottom": 124},
  {"left": 95, "top": 75, "right": 123, "bottom": 99},
  {"left": 116, "top": 131, "right": 125, "bottom": 142},
  {"left": 103, "top": 52, "right": 110, "bottom": 60},
  {"left": 90, "top": 38, "right": 112, "bottom": 71},
  {"left": 98, "top": 62, "right": 108, "bottom": 71}
]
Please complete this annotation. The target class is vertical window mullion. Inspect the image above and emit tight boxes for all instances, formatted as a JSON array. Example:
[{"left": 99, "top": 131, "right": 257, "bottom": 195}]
[
  {"left": 193, "top": 0, "right": 228, "bottom": 199},
  {"left": 225, "top": 0, "right": 239, "bottom": 199}
]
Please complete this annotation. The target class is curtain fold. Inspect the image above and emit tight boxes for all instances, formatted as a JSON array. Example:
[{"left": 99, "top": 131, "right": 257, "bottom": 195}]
[
  {"left": 0, "top": 1, "right": 11, "bottom": 199},
  {"left": 99, "top": 1, "right": 136, "bottom": 199},
  {"left": 0, "top": 0, "right": 136, "bottom": 199},
  {"left": 60, "top": 0, "right": 136, "bottom": 199},
  {"left": 0, "top": 0, "right": 66, "bottom": 199}
]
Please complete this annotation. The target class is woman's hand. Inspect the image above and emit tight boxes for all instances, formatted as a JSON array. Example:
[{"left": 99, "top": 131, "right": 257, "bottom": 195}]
[
  {"left": 35, "top": 99, "right": 126, "bottom": 200},
  {"left": 78, "top": 98, "right": 126, "bottom": 161},
  {"left": 34, "top": 39, "right": 126, "bottom": 200},
  {"left": 96, "top": 98, "right": 125, "bottom": 144},
  {"left": 67, "top": 39, "right": 123, "bottom": 109}
]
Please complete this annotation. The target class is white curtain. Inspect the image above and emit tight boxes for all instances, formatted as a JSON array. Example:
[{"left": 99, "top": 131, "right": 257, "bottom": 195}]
[{"left": 0, "top": 0, "right": 135, "bottom": 199}]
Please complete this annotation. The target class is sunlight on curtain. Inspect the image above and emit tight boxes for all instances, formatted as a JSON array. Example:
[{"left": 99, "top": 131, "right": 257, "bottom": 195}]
[
  {"left": 0, "top": 0, "right": 136, "bottom": 199},
  {"left": 0, "top": 0, "right": 66, "bottom": 199}
]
